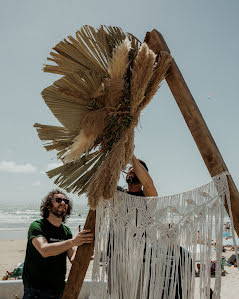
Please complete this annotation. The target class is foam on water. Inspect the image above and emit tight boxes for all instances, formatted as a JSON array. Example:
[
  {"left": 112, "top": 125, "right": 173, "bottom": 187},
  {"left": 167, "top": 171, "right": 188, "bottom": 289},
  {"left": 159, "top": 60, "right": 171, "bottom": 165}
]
[{"left": 0, "top": 210, "right": 39, "bottom": 224}]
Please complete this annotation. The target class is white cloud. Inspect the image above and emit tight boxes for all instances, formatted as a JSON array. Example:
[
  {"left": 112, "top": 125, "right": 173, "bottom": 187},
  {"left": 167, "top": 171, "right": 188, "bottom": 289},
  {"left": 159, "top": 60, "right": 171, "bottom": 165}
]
[
  {"left": 0, "top": 161, "right": 37, "bottom": 173},
  {"left": 32, "top": 180, "right": 41, "bottom": 187}
]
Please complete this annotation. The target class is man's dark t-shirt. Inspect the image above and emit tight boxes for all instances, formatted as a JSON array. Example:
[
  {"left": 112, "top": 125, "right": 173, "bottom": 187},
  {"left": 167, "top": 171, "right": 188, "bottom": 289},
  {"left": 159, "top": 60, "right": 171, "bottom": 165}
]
[{"left": 22, "top": 219, "right": 72, "bottom": 291}]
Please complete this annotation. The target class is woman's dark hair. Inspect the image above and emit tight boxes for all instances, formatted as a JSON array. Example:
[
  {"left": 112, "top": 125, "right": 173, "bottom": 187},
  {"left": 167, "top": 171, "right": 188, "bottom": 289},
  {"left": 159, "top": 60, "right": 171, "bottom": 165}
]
[{"left": 40, "top": 189, "right": 72, "bottom": 223}]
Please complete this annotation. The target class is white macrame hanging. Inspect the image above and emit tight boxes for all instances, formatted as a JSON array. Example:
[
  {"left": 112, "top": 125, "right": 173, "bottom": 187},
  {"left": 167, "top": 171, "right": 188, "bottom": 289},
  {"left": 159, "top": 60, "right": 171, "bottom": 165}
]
[{"left": 89, "top": 172, "right": 238, "bottom": 299}]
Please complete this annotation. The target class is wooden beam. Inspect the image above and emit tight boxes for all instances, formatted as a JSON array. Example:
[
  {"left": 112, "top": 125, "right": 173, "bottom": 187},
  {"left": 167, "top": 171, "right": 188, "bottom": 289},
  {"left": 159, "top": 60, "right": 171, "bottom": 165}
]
[
  {"left": 62, "top": 209, "right": 96, "bottom": 299},
  {"left": 145, "top": 30, "right": 239, "bottom": 235}
]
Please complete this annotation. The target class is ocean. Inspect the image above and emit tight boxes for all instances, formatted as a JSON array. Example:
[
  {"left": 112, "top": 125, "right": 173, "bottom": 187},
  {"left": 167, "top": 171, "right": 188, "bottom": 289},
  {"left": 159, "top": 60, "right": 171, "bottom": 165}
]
[
  {"left": 0, "top": 202, "right": 89, "bottom": 240},
  {"left": 0, "top": 203, "right": 238, "bottom": 245}
]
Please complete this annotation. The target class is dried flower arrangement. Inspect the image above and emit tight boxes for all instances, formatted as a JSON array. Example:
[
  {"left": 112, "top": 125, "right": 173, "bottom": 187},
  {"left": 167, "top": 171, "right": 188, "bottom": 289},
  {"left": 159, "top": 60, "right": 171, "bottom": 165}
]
[{"left": 34, "top": 25, "right": 172, "bottom": 209}]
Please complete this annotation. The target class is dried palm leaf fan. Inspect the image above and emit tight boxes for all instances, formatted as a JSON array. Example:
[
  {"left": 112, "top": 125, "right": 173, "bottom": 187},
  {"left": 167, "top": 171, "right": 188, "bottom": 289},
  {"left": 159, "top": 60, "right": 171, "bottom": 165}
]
[{"left": 34, "top": 25, "right": 172, "bottom": 209}]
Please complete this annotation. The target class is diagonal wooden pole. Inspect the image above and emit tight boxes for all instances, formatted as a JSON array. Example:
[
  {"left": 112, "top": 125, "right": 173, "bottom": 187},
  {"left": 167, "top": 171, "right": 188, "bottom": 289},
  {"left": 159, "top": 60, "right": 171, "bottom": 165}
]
[
  {"left": 62, "top": 209, "right": 96, "bottom": 299},
  {"left": 145, "top": 29, "right": 239, "bottom": 236}
]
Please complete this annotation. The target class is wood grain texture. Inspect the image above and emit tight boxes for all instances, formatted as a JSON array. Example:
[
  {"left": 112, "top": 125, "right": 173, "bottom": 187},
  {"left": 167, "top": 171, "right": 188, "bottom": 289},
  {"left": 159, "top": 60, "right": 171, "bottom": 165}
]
[
  {"left": 62, "top": 209, "right": 96, "bottom": 299},
  {"left": 145, "top": 29, "right": 239, "bottom": 235}
]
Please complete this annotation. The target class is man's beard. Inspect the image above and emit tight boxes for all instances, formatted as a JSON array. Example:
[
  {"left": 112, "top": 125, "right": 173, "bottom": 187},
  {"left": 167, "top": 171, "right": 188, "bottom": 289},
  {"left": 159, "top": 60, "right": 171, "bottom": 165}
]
[
  {"left": 126, "top": 175, "right": 141, "bottom": 185},
  {"left": 50, "top": 206, "right": 67, "bottom": 219}
]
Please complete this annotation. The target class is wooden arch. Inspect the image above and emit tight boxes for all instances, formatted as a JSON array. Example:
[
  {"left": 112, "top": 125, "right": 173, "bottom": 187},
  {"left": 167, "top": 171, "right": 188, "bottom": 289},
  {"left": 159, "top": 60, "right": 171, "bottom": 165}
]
[{"left": 62, "top": 29, "right": 239, "bottom": 299}]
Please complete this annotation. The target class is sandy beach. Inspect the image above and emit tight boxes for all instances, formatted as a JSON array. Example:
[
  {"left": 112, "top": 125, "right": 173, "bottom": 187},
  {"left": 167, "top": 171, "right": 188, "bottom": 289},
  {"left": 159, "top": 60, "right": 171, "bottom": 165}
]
[
  {"left": 0, "top": 239, "right": 93, "bottom": 281},
  {"left": 1, "top": 239, "right": 239, "bottom": 298}
]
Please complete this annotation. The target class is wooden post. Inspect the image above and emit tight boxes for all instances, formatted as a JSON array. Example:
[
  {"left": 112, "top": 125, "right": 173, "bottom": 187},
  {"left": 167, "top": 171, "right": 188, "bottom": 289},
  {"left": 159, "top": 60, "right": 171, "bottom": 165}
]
[
  {"left": 145, "top": 29, "right": 239, "bottom": 235},
  {"left": 62, "top": 209, "right": 96, "bottom": 299}
]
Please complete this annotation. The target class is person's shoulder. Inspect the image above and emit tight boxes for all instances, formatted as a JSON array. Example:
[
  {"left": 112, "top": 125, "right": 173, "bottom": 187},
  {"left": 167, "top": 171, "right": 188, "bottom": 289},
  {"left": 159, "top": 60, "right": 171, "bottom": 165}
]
[
  {"left": 28, "top": 219, "right": 46, "bottom": 234},
  {"left": 28, "top": 219, "right": 45, "bottom": 240},
  {"left": 61, "top": 222, "right": 70, "bottom": 230},
  {"left": 29, "top": 219, "right": 43, "bottom": 229},
  {"left": 61, "top": 223, "right": 72, "bottom": 235}
]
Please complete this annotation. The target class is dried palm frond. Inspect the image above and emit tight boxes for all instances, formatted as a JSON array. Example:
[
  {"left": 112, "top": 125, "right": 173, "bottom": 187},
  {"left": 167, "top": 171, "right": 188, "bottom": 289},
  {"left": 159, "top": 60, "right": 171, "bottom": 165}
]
[
  {"left": 54, "top": 70, "right": 103, "bottom": 100},
  {"left": 44, "top": 26, "right": 107, "bottom": 76},
  {"left": 41, "top": 86, "right": 90, "bottom": 130},
  {"left": 35, "top": 25, "right": 171, "bottom": 209},
  {"left": 34, "top": 123, "right": 76, "bottom": 151},
  {"left": 44, "top": 25, "right": 141, "bottom": 77},
  {"left": 47, "top": 151, "right": 104, "bottom": 195}
]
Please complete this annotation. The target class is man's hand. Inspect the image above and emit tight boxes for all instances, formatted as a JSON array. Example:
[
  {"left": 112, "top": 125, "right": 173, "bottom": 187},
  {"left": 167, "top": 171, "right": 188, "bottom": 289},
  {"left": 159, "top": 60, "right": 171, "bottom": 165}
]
[
  {"left": 73, "top": 229, "right": 94, "bottom": 247},
  {"left": 67, "top": 229, "right": 94, "bottom": 262}
]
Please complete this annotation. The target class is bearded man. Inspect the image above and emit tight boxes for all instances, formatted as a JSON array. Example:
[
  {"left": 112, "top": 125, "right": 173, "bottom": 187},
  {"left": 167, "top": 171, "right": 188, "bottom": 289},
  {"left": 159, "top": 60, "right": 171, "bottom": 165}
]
[
  {"left": 22, "top": 190, "right": 93, "bottom": 299},
  {"left": 107, "top": 155, "right": 157, "bottom": 298},
  {"left": 125, "top": 155, "right": 157, "bottom": 197}
]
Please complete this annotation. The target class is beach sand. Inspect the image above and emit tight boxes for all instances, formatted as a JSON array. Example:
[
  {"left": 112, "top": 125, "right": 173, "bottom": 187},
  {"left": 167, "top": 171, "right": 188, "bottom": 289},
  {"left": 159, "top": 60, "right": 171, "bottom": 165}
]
[
  {"left": 0, "top": 239, "right": 93, "bottom": 280},
  {"left": 0, "top": 239, "right": 27, "bottom": 279},
  {"left": 193, "top": 248, "right": 239, "bottom": 299},
  {"left": 1, "top": 239, "right": 239, "bottom": 298}
]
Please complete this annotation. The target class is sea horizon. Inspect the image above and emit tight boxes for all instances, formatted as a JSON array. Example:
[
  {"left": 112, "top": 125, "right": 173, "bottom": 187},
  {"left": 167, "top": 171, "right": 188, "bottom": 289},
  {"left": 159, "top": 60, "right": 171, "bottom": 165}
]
[
  {"left": 1, "top": 201, "right": 238, "bottom": 245},
  {"left": 0, "top": 201, "right": 89, "bottom": 240}
]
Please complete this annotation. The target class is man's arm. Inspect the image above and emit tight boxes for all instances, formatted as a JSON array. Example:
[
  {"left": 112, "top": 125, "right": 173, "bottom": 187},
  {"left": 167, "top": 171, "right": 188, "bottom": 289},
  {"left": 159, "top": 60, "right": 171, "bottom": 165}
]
[
  {"left": 32, "top": 230, "right": 94, "bottom": 258},
  {"left": 67, "top": 246, "right": 77, "bottom": 263},
  {"left": 131, "top": 155, "right": 158, "bottom": 197}
]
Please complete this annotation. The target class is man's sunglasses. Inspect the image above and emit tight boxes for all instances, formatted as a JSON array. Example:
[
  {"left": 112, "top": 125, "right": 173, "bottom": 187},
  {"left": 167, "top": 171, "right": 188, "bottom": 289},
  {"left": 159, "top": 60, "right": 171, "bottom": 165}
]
[{"left": 55, "top": 197, "right": 69, "bottom": 204}]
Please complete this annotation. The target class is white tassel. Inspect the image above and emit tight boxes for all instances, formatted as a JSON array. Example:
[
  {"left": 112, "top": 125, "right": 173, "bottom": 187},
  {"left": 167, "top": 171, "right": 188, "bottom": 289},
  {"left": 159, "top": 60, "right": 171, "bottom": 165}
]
[{"left": 91, "top": 172, "right": 231, "bottom": 299}]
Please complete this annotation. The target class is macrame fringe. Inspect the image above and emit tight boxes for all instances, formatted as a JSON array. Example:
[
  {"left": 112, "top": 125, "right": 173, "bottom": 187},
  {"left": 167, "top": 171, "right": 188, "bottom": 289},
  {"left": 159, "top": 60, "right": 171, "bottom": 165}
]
[{"left": 89, "top": 172, "right": 238, "bottom": 299}]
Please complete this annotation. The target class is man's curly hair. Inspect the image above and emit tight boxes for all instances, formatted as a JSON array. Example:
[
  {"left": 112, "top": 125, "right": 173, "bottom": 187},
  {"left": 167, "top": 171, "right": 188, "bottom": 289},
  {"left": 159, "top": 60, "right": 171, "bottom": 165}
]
[{"left": 40, "top": 189, "right": 72, "bottom": 223}]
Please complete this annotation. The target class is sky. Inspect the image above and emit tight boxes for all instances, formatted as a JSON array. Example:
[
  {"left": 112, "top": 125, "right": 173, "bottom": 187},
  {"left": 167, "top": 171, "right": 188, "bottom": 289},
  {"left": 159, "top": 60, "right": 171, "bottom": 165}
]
[{"left": 0, "top": 0, "right": 239, "bottom": 207}]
